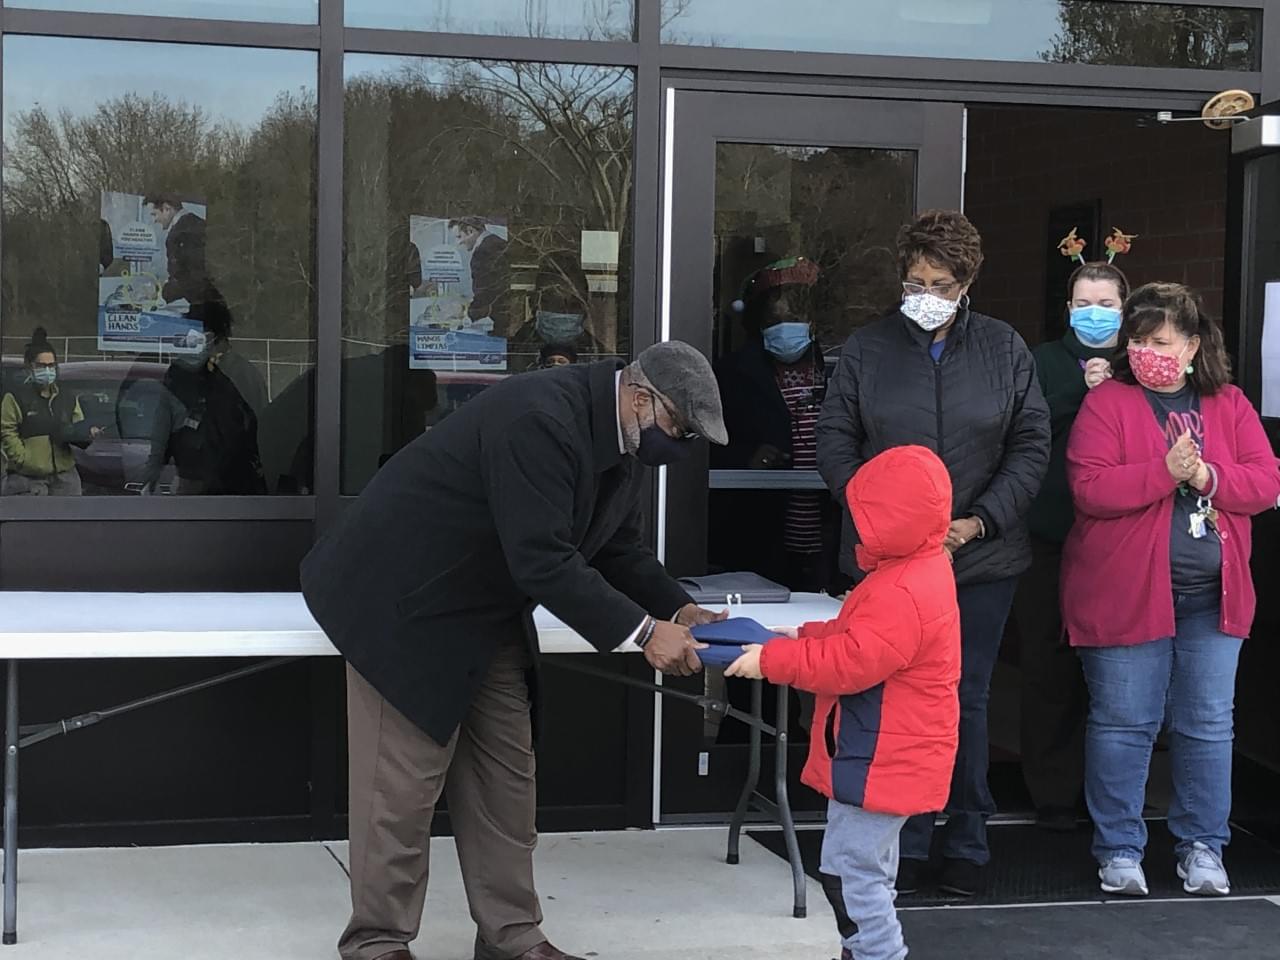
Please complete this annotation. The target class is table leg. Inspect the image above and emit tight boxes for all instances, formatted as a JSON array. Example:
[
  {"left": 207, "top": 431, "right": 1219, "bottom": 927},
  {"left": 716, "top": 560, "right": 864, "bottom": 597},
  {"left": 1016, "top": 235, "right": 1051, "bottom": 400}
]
[
  {"left": 774, "top": 683, "right": 806, "bottom": 918},
  {"left": 726, "top": 678, "right": 763, "bottom": 865},
  {"left": 4, "top": 660, "right": 18, "bottom": 944}
]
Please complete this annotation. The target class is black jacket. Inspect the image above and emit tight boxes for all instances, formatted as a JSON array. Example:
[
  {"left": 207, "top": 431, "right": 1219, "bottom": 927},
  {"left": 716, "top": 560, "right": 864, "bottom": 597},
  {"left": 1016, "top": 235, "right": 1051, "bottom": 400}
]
[
  {"left": 712, "top": 339, "right": 828, "bottom": 468},
  {"left": 467, "top": 233, "right": 510, "bottom": 329},
  {"left": 708, "top": 340, "right": 831, "bottom": 578},
  {"left": 816, "top": 307, "right": 1050, "bottom": 586},
  {"left": 1026, "top": 332, "right": 1116, "bottom": 543},
  {"left": 300, "top": 360, "right": 692, "bottom": 744},
  {"left": 162, "top": 211, "right": 207, "bottom": 304}
]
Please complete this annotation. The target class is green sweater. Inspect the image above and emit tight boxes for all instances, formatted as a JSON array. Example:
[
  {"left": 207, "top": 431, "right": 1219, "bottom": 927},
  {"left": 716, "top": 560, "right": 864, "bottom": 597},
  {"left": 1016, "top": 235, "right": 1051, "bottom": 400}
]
[
  {"left": 0, "top": 383, "right": 83, "bottom": 478},
  {"left": 1026, "top": 331, "right": 1116, "bottom": 543}
]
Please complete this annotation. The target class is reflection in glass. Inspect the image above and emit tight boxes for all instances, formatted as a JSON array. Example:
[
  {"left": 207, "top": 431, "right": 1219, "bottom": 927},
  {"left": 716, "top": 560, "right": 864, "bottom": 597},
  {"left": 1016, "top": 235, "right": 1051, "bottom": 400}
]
[
  {"left": 7, "top": 0, "right": 317, "bottom": 23},
  {"left": 347, "top": 0, "right": 633, "bottom": 39},
  {"left": 708, "top": 143, "right": 915, "bottom": 595},
  {"left": 1, "top": 37, "right": 318, "bottom": 496},
  {"left": 662, "top": 0, "right": 1261, "bottom": 71},
  {"left": 341, "top": 56, "right": 634, "bottom": 494}
]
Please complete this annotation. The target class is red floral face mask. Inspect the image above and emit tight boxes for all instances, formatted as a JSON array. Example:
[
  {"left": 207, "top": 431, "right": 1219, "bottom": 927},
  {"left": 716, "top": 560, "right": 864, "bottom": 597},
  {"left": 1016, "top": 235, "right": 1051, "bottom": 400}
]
[{"left": 1127, "top": 344, "right": 1189, "bottom": 389}]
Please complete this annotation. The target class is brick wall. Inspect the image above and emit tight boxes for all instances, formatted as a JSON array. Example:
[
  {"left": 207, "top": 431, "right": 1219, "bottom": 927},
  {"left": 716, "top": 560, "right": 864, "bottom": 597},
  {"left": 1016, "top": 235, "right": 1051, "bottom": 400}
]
[{"left": 965, "top": 106, "right": 1231, "bottom": 348}]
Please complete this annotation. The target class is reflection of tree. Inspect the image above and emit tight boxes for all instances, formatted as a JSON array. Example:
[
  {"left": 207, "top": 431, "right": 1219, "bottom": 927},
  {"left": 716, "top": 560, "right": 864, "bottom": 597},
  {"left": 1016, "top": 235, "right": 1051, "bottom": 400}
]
[
  {"left": 3, "top": 91, "right": 317, "bottom": 368},
  {"left": 1041, "top": 2, "right": 1257, "bottom": 69},
  {"left": 714, "top": 145, "right": 912, "bottom": 351},
  {"left": 405, "top": 0, "right": 635, "bottom": 41},
  {"left": 343, "top": 59, "right": 634, "bottom": 357}
]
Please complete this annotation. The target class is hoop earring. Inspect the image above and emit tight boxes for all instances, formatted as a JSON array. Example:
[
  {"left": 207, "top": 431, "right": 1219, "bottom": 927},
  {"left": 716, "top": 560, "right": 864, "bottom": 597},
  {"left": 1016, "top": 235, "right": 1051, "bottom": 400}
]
[{"left": 958, "top": 294, "right": 971, "bottom": 311}]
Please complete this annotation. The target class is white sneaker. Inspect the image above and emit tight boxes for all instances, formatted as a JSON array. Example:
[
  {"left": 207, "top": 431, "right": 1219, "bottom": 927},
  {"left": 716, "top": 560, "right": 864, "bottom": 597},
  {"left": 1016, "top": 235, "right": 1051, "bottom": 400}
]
[
  {"left": 1178, "top": 842, "right": 1231, "bottom": 896},
  {"left": 1099, "top": 856, "right": 1149, "bottom": 896}
]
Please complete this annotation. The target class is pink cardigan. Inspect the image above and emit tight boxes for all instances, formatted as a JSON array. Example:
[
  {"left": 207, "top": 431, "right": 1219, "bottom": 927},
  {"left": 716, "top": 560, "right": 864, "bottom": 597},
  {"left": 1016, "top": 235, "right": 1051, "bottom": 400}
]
[{"left": 1062, "top": 380, "right": 1280, "bottom": 647}]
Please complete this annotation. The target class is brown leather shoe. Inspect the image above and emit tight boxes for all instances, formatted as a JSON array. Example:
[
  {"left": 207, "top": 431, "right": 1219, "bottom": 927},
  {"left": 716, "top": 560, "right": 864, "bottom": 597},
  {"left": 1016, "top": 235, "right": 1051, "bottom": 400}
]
[
  {"left": 512, "top": 942, "right": 585, "bottom": 960},
  {"left": 372, "top": 950, "right": 412, "bottom": 960}
]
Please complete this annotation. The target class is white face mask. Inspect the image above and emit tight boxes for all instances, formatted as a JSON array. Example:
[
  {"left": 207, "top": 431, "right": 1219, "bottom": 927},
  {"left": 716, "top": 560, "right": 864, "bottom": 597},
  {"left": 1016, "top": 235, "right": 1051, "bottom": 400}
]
[{"left": 902, "top": 292, "right": 959, "bottom": 332}]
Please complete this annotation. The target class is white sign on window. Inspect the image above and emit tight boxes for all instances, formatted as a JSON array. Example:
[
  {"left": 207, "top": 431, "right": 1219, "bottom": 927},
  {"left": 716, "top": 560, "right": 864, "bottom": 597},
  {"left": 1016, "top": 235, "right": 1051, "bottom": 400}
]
[{"left": 1261, "top": 281, "right": 1280, "bottom": 417}]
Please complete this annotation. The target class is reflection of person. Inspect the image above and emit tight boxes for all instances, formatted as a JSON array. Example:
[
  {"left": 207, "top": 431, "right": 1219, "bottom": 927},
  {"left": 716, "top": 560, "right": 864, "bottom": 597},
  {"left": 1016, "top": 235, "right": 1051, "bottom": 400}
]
[
  {"left": 449, "top": 216, "right": 510, "bottom": 332},
  {"left": 99, "top": 218, "right": 115, "bottom": 274},
  {"left": 726, "top": 446, "right": 960, "bottom": 960},
  {"left": 1015, "top": 260, "right": 1128, "bottom": 833},
  {"left": 536, "top": 342, "right": 577, "bottom": 368},
  {"left": 1063, "top": 283, "right": 1280, "bottom": 898},
  {"left": 300, "top": 343, "right": 730, "bottom": 960},
  {"left": 816, "top": 210, "right": 1050, "bottom": 898},
  {"left": 143, "top": 289, "right": 269, "bottom": 495},
  {"left": 711, "top": 256, "right": 831, "bottom": 590},
  {"left": 146, "top": 194, "right": 207, "bottom": 304},
  {"left": 1, "top": 328, "right": 98, "bottom": 496},
  {"left": 508, "top": 253, "right": 607, "bottom": 369},
  {"left": 262, "top": 345, "right": 438, "bottom": 496}
]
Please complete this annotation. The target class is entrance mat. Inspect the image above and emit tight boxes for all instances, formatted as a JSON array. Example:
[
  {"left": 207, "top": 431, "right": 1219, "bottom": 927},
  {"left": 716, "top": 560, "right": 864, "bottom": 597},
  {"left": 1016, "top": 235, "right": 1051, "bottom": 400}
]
[
  {"left": 748, "top": 820, "right": 1280, "bottom": 906},
  {"left": 898, "top": 899, "right": 1280, "bottom": 960}
]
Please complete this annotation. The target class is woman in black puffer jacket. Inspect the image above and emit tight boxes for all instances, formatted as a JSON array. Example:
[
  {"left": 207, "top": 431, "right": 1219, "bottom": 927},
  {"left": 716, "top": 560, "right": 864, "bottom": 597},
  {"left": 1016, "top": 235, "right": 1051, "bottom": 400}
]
[{"left": 816, "top": 210, "right": 1050, "bottom": 898}]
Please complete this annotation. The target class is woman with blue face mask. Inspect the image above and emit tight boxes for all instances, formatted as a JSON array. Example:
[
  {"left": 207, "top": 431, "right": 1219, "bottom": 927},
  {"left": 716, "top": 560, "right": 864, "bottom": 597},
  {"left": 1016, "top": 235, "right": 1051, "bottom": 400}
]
[
  {"left": 710, "top": 256, "right": 834, "bottom": 592},
  {"left": 0, "top": 327, "right": 96, "bottom": 496},
  {"left": 1015, "top": 260, "right": 1129, "bottom": 834},
  {"left": 508, "top": 253, "right": 609, "bottom": 371}
]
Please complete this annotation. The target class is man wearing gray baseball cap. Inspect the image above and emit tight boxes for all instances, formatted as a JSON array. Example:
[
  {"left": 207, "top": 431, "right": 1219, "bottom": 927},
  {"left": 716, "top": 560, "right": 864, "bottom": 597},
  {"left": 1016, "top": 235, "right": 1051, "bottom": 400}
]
[{"left": 302, "top": 340, "right": 728, "bottom": 960}]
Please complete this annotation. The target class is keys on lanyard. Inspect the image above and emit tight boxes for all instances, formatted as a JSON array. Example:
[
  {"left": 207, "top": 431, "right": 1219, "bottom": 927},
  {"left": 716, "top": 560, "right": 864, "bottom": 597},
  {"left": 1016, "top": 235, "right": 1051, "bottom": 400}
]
[{"left": 1188, "top": 495, "right": 1219, "bottom": 540}]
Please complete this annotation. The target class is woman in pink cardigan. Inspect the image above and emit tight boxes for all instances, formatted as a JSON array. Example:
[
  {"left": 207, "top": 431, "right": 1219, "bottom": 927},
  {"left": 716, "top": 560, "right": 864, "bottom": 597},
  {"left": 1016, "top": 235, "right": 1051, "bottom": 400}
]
[{"left": 1063, "top": 282, "right": 1280, "bottom": 899}]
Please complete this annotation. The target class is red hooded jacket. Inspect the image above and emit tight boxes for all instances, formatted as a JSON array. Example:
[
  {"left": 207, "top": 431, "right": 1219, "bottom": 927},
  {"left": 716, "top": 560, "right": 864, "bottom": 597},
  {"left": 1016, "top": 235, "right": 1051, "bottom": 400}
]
[{"left": 759, "top": 445, "right": 961, "bottom": 816}]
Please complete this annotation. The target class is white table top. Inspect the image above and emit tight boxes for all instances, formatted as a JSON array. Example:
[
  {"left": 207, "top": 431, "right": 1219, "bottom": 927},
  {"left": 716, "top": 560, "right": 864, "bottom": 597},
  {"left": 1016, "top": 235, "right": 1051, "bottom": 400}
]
[{"left": 0, "top": 592, "right": 843, "bottom": 659}]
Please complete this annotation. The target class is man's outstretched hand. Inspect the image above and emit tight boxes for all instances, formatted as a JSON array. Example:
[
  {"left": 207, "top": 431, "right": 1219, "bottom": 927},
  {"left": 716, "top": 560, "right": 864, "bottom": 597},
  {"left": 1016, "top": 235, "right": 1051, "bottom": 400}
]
[
  {"left": 643, "top": 619, "right": 707, "bottom": 676},
  {"left": 674, "top": 603, "right": 730, "bottom": 627}
]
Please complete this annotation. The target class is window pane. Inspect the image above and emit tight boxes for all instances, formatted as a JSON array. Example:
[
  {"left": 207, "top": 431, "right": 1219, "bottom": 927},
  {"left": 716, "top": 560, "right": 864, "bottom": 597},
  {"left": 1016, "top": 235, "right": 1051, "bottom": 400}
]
[
  {"left": 663, "top": 1, "right": 1262, "bottom": 71},
  {"left": 708, "top": 143, "right": 915, "bottom": 595},
  {"left": 2, "top": 37, "right": 317, "bottom": 497},
  {"left": 347, "top": 0, "right": 634, "bottom": 39},
  {"left": 342, "top": 56, "right": 634, "bottom": 494},
  {"left": 8, "top": 0, "right": 317, "bottom": 24}
]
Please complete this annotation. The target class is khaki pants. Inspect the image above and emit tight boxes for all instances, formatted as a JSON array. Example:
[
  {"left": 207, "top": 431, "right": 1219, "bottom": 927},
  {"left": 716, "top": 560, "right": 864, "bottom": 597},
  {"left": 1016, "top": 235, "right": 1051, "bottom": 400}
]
[{"left": 341, "top": 643, "right": 546, "bottom": 960}]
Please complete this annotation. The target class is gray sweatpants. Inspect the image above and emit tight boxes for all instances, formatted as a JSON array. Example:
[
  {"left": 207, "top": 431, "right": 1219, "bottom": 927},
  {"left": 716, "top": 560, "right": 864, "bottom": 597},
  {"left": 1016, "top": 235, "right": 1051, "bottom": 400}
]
[{"left": 820, "top": 800, "right": 909, "bottom": 960}]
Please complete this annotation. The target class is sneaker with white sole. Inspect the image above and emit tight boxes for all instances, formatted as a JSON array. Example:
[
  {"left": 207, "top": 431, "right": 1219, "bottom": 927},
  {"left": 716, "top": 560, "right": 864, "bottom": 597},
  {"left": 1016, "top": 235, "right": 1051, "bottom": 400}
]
[
  {"left": 1178, "top": 842, "right": 1231, "bottom": 896},
  {"left": 1099, "top": 856, "right": 1149, "bottom": 896}
]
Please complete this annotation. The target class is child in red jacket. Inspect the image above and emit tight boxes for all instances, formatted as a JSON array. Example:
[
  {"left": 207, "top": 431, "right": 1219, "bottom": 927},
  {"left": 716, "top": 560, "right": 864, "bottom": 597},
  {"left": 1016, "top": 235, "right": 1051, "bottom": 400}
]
[{"left": 728, "top": 445, "right": 961, "bottom": 960}]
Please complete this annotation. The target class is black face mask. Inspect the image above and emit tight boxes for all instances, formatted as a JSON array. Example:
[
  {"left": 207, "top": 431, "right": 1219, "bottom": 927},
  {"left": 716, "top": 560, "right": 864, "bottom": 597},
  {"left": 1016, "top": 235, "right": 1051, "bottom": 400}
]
[{"left": 634, "top": 401, "right": 697, "bottom": 467}]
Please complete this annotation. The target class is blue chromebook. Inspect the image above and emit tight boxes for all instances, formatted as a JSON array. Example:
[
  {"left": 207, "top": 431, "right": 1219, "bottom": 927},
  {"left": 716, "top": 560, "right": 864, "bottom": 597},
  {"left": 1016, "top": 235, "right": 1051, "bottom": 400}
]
[{"left": 690, "top": 618, "right": 779, "bottom": 667}]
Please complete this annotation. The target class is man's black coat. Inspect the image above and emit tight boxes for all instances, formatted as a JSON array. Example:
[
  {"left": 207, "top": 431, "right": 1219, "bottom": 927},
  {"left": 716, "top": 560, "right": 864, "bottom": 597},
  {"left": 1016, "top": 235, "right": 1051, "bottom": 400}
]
[{"left": 301, "top": 360, "right": 692, "bottom": 744}]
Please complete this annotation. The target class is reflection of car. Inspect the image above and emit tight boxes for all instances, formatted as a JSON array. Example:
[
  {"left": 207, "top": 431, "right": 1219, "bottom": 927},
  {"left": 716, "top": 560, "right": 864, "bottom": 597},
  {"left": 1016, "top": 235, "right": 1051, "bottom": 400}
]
[{"left": 1, "top": 356, "right": 176, "bottom": 495}]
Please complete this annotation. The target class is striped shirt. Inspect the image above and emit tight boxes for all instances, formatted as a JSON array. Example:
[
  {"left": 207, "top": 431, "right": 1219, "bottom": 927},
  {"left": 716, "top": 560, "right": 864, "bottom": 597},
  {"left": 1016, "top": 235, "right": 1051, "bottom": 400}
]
[{"left": 776, "top": 361, "right": 824, "bottom": 554}]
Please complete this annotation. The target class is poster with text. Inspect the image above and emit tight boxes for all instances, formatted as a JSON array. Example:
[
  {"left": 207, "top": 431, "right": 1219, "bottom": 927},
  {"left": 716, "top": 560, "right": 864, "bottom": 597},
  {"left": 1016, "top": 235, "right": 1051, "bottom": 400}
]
[
  {"left": 407, "top": 214, "right": 509, "bottom": 371},
  {"left": 98, "top": 191, "right": 208, "bottom": 354}
]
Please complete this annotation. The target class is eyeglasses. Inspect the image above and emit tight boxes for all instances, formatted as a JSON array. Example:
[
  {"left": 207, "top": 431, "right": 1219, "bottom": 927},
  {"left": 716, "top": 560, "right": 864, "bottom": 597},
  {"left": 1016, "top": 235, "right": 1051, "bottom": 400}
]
[
  {"left": 902, "top": 280, "right": 960, "bottom": 298},
  {"left": 645, "top": 388, "right": 699, "bottom": 441}
]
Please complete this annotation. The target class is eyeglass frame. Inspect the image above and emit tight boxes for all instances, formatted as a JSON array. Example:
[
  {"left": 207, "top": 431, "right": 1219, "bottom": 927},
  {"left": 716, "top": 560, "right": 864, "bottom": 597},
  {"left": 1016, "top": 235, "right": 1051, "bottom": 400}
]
[
  {"left": 902, "top": 280, "right": 962, "bottom": 299},
  {"left": 643, "top": 387, "right": 699, "bottom": 441}
]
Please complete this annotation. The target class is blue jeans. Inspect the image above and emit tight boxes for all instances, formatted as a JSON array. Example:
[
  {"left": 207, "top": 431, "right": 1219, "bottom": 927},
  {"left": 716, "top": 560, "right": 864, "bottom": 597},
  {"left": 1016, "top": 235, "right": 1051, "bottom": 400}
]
[
  {"left": 900, "top": 577, "right": 1017, "bottom": 866},
  {"left": 1078, "top": 590, "right": 1242, "bottom": 864}
]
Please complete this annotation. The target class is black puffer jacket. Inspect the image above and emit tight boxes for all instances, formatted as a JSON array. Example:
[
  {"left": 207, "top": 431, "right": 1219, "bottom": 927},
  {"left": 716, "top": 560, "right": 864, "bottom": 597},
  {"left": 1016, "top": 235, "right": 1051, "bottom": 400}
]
[{"left": 816, "top": 306, "right": 1050, "bottom": 586}]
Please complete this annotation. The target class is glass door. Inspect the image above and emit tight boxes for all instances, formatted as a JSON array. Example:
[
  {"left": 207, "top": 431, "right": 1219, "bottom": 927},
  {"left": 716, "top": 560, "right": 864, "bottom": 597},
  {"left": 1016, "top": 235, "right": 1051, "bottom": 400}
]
[{"left": 657, "top": 89, "right": 965, "bottom": 821}]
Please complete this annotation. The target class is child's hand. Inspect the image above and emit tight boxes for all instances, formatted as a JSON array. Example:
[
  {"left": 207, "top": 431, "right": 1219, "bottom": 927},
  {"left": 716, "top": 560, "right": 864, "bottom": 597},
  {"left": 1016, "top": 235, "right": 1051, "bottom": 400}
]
[
  {"left": 766, "top": 626, "right": 799, "bottom": 639},
  {"left": 725, "top": 644, "right": 765, "bottom": 680}
]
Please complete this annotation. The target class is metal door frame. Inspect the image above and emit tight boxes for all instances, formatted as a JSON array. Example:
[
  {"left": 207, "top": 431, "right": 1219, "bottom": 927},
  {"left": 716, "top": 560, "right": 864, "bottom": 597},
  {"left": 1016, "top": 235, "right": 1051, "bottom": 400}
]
[{"left": 653, "top": 87, "right": 966, "bottom": 822}]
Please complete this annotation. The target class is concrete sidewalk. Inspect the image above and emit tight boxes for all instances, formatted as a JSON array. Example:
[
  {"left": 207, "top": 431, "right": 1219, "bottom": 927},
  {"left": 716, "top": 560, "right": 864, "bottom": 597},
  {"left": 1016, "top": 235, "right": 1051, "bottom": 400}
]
[
  {"left": 4, "top": 828, "right": 1279, "bottom": 959},
  {"left": 1, "top": 828, "right": 838, "bottom": 960}
]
